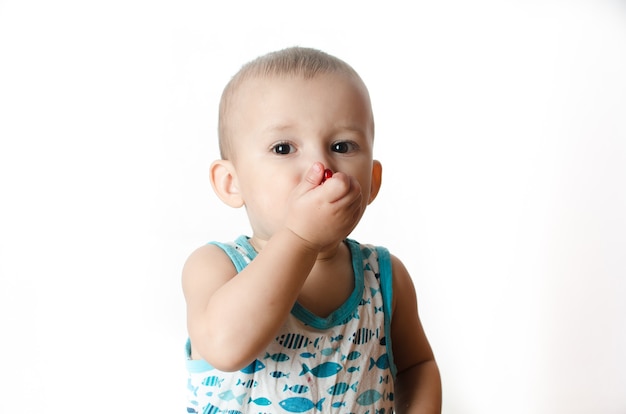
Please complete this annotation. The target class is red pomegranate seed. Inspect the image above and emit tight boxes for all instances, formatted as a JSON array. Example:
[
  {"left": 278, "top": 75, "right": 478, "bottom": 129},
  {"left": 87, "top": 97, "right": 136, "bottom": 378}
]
[{"left": 322, "top": 168, "right": 333, "bottom": 183}]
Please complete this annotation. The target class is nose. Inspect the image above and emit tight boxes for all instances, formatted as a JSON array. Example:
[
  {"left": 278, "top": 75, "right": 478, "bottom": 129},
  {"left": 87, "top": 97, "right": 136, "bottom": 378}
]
[{"left": 305, "top": 144, "right": 335, "bottom": 173}]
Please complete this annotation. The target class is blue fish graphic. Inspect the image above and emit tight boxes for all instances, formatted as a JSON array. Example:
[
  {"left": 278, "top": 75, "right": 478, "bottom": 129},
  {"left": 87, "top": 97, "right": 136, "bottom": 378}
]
[
  {"left": 201, "top": 376, "right": 224, "bottom": 387},
  {"left": 276, "top": 333, "right": 321, "bottom": 349},
  {"left": 240, "top": 359, "right": 265, "bottom": 374},
  {"left": 327, "top": 381, "right": 359, "bottom": 395},
  {"left": 320, "top": 347, "right": 340, "bottom": 357},
  {"left": 249, "top": 396, "right": 272, "bottom": 406},
  {"left": 300, "top": 362, "right": 342, "bottom": 378},
  {"left": 356, "top": 389, "right": 383, "bottom": 406},
  {"left": 187, "top": 378, "right": 198, "bottom": 396},
  {"left": 343, "top": 351, "right": 361, "bottom": 361},
  {"left": 264, "top": 352, "right": 290, "bottom": 362},
  {"left": 351, "top": 328, "right": 378, "bottom": 344},
  {"left": 218, "top": 390, "right": 247, "bottom": 405},
  {"left": 369, "top": 354, "right": 390, "bottom": 370},
  {"left": 186, "top": 408, "right": 197, "bottom": 413},
  {"left": 347, "top": 366, "right": 360, "bottom": 373},
  {"left": 202, "top": 402, "right": 220, "bottom": 414},
  {"left": 284, "top": 384, "right": 310, "bottom": 394},
  {"left": 269, "top": 370, "right": 290, "bottom": 379},
  {"left": 236, "top": 378, "right": 258, "bottom": 388},
  {"left": 279, "top": 397, "right": 325, "bottom": 412},
  {"left": 300, "top": 352, "right": 316, "bottom": 359}
]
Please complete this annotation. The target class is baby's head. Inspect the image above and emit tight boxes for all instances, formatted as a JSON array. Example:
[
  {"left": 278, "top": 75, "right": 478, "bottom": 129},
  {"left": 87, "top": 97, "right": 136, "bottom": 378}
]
[
  {"left": 218, "top": 47, "right": 373, "bottom": 161},
  {"left": 211, "top": 47, "right": 381, "bottom": 241}
]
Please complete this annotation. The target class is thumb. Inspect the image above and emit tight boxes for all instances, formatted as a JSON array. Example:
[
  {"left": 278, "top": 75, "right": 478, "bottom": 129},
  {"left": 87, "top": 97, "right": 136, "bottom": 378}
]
[{"left": 303, "top": 162, "right": 324, "bottom": 187}]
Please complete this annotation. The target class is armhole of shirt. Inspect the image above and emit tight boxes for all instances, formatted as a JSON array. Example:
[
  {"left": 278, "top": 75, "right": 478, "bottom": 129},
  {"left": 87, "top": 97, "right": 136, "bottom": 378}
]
[
  {"left": 209, "top": 240, "right": 249, "bottom": 272},
  {"left": 185, "top": 240, "right": 249, "bottom": 372},
  {"left": 376, "top": 246, "right": 398, "bottom": 379}
]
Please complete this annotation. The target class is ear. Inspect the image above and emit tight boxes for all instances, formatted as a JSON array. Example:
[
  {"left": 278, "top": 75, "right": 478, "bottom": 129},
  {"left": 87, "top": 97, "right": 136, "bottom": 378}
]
[
  {"left": 368, "top": 160, "right": 382, "bottom": 204},
  {"left": 210, "top": 160, "right": 244, "bottom": 208}
]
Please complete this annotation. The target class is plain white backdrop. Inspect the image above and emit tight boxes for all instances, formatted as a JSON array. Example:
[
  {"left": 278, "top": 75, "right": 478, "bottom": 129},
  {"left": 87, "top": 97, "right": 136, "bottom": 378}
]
[{"left": 1, "top": 0, "right": 625, "bottom": 412}]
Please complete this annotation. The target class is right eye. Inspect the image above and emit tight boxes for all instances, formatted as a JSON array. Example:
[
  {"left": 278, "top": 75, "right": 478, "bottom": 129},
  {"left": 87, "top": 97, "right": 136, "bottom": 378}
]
[{"left": 271, "top": 142, "right": 295, "bottom": 155}]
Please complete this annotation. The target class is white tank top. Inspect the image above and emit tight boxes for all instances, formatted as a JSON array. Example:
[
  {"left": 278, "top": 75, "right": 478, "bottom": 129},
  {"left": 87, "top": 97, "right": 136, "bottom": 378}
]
[{"left": 185, "top": 236, "right": 397, "bottom": 413}]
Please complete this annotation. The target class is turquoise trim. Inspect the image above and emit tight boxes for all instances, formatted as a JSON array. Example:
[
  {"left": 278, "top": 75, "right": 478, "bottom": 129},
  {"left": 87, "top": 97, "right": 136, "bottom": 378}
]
[
  {"left": 235, "top": 235, "right": 258, "bottom": 259},
  {"left": 291, "top": 239, "right": 364, "bottom": 329},
  {"left": 209, "top": 240, "right": 249, "bottom": 272},
  {"left": 185, "top": 338, "right": 215, "bottom": 373},
  {"left": 376, "top": 246, "right": 398, "bottom": 379}
]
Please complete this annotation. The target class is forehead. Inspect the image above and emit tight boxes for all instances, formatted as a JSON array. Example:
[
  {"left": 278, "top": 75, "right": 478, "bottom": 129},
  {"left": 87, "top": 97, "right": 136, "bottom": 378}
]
[{"left": 229, "top": 72, "right": 374, "bottom": 131}]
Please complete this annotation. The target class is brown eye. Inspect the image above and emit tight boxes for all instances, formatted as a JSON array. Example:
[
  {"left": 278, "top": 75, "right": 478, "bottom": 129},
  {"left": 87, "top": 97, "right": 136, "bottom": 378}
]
[
  {"left": 331, "top": 142, "right": 354, "bottom": 153},
  {"left": 272, "top": 143, "right": 294, "bottom": 155}
]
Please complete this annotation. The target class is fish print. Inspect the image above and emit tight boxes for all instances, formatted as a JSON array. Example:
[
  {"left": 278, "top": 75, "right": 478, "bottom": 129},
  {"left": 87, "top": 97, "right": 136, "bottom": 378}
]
[
  {"left": 217, "top": 390, "right": 246, "bottom": 405},
  {"left": 356, "top": 389, "right": 384, "bottom": 406},
  {"left": 276, "top": 333, "right": 321, "bottom": 349},
  {"left": 240, "top": 359, "right": 265, "bottom": 374},
  {"left": 320, "top": 347, "right": 341, "bottom": 357},
  {"left": 279, "top": 397, "right": 325, "bottom": 412},
  {"left": 235, "top": 378, "right": 258, "bottom": 388},
  {"left": 300, "top": 362, "right": 342, "bottom": 378},
  {"left": 202, "top": 376, "right": 224, "bottom": 387},
  {"left": 343, "top": 351, "right": 362, "bottom": 361},
  {"left": 369, "top": 354, "right": 390, "bottom": 371},
  {"left": 283, "top": 384, "right": 310, "bottom": 394},
  {"left": 351, "top": 328, "right": 379, "bottom": 344},
  {"left": 248, "top": 396, "right": 272, "bottom": 406},
  {"left": 201, "top": 402, "right": 220, "bottom": 414},
  {"left": 327, "top": 381, "right": 359, "bottom": 395},
  {"left": 187, "top": 378, "right": 199, "bottom": 397},
  {"left": 264, "top": 352, "right": 290, "bottom": 362},
  {"left": 299, "top": 352, "right": 316, "bottom": 359},
  {"left": 269, "top": 370, "right": 290, "bottom": 379}
]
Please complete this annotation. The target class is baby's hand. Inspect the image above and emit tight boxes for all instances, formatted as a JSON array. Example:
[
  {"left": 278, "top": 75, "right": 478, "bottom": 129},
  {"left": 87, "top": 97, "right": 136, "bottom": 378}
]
[{"left": 285, "top": 162, "right": 363, "bottom": 251}]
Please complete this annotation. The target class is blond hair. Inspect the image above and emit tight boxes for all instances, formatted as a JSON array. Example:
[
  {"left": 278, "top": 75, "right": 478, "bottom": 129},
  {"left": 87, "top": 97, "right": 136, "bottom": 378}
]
[{"left": 217, "top": 47, "right": 366, "bottom": 160}]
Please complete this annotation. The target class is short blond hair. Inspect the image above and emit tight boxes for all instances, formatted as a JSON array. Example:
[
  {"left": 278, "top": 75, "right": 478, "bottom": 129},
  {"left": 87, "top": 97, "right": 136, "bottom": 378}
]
[{"left": 217, "top": 47, "right": 367, "bottom": 160}]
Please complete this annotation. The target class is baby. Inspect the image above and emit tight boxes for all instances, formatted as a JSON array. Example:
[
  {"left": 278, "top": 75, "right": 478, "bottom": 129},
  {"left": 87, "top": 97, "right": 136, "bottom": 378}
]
[{"left": 183, "top": 46, "right": 442, "bottom": 413}]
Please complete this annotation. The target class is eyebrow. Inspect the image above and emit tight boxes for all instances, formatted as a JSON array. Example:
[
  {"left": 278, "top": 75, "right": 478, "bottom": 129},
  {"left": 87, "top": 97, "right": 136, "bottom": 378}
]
[{"left": 262, "top": 123, "right": 369, "bottom": 136}]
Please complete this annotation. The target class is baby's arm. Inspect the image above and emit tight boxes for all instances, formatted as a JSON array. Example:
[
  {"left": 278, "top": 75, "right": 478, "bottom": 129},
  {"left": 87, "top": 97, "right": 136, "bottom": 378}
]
[
  {"left": 182, "top": 230, "right": 319, "bottom": 371},
  {"left": 183, "top": 163, "right": 363, "bottom": 372},
  {"left": 390, "top": 255, "right": 442, "bottom": 413}
]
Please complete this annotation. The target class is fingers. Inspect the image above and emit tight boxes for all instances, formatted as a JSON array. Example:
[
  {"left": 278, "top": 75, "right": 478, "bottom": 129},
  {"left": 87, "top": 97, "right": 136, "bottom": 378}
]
[{"left": 303, "top": 162, "right": 325, "bottom": 186}]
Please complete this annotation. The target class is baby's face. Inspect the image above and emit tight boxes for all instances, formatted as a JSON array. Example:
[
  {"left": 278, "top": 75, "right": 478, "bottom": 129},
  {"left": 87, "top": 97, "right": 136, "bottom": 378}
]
[{"left": 227, "top": 72, "right": 378, "bottom": 241}]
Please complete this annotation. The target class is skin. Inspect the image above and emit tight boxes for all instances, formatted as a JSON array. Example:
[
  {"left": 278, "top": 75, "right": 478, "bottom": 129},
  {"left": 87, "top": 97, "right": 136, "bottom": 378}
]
[{"left": 182, "top": 72, "right": 442, "bottom": 413}]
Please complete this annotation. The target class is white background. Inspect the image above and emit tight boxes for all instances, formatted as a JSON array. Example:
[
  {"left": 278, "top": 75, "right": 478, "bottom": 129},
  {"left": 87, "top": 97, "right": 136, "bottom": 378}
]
[{"left": 1, "top": 1, "right": 625, "bottom": 412}]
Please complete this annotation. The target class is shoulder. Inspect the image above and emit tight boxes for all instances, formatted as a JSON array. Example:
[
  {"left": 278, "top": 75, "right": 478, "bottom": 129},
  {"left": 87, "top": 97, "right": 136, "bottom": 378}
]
[
  {"left": 388, "top": 253, "right": 417, "bottom": 313},
  {"left": 182, "top": 243, "right": 238, "bottom": 302}
]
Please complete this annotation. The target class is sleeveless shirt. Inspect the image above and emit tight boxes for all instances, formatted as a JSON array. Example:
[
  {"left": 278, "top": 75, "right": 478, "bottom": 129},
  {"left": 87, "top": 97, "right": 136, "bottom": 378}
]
[{"left": 185, "top": 236, "right": 397, "bottom": 413}]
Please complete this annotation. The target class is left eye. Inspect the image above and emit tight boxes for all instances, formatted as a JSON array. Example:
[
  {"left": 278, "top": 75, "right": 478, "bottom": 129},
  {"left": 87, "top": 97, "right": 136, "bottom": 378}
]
[
  {"left": 272, "top": 143, "right": 295, "bottom": 155},
  {"left": 331, "top": 142, "right": 355, "bottom": 153}
]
